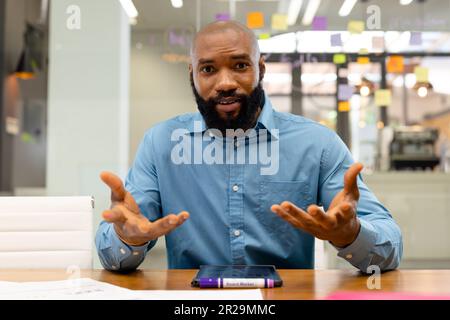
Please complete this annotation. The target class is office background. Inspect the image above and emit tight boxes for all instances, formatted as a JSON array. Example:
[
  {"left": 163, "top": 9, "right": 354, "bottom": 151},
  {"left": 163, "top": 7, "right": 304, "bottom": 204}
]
[{"left": 1, "top": 0, "right": 450, "bottom": 270}]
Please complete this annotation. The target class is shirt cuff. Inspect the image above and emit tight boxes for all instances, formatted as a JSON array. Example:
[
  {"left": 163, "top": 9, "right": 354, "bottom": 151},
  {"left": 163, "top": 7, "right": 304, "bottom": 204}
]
[
  {"left": 109, "top": 226, "right": 150, "bottom": 269},
  {"left": 333, "top": 218, "right": 378, "bottom": 265}
]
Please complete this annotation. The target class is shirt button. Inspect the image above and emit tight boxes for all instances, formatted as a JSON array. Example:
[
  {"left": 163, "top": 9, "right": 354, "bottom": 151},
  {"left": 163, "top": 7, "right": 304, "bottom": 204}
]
[
  {"left": 346, "top": 253, "right": 353, "bottom": 260},
  {"left": 120, "top": 247, "right": 126, "bottom": 255},
  {"left": 234, "top": 140, "right": 240, "bottom": 148},
  {"left": 234, "top": 230, "right": 241, "bottom": 237},
  {"left": 232, "top": 185, "right": 239, "bottom": 192},
  {"left": 111, "top": 265, "right": 117, "bottom": 270},
  {"left": 132, "top": 251, "right": 140, "bottom": 256}
]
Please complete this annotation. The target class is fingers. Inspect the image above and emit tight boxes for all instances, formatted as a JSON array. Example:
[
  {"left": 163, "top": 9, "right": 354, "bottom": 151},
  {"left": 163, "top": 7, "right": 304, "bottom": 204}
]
[
  {"left": 124, "top": 190, "right": 141, "bottom": 214},
  {"left": 271, "top": 204, "right": 305, "bottom": 229},
  {"left": 343, "top": 162, "right": 363, "bottom": 200},
  {"left": 102, "top": 206, "right": 127, "bottom": 224},
  {"left": 271, "top": 201, "right": 317, "bottom": 230},
  {"left": 174, "top": 211, "right": 190, "bottom": 226},
  {"left": 100, "top": 171, "right": 126, "bottom": 202},
  {"left": 337, "top": 201, "right": 355, "bottom": 221},
  {"left": 271, "top": 200, "right": 359, "bottom": 247},
  {"left": 271, "top": 201, "right": 355, "bottom": 231},
  {"left": 304, "top": 202, "right": 354, "bottom": 229},
  {"left": 330, "top": 201, "right": 355, "bottom": 225},
  {"left": 147, "top": 211, "right": 190, "bottom": 239},
  {"left": 307, "top": 204, "right": 337, "bottom": 229}
]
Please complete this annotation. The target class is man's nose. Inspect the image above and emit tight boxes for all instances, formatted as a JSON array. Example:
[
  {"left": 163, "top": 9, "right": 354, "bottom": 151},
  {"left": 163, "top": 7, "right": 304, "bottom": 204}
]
[{"left": 215, "top": 70, "right": 238, "bottom": 93}]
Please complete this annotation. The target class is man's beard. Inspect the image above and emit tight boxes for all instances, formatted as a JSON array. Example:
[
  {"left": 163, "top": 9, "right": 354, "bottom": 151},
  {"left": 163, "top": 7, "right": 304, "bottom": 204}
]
[{"left": 190, "top": 75, "right": 265, "bottom": 133}]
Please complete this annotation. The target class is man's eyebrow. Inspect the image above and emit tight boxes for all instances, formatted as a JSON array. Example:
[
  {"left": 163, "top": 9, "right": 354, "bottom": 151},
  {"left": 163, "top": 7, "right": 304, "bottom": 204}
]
[
  {"left": 197, "top": 54, "right": 252, "bottom": 65},
  {"left": 198, "top": 58, "right": 215, "bottom": 65},
  {"left": 230, "top": 54, "right": 252, "bottom": 60}
]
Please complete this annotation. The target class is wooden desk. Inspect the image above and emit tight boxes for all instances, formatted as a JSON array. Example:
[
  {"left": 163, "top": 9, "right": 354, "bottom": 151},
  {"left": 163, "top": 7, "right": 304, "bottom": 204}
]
[{"left": 1, "top": 269, "right": 450, "bottom": 300}]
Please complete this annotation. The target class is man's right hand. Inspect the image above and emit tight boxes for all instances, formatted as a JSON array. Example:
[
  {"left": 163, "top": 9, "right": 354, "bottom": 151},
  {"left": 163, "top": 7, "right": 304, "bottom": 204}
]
[{"left": 100, "top": 172, "right": 189, "bottom": 246}]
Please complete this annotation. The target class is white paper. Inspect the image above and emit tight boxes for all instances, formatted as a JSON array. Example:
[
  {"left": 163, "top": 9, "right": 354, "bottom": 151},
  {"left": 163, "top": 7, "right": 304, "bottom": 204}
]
[
  {"left": 0, "top": 278, "right": 132, "bottom": 300},
  {"left": 130, "top": 289, "right": 263, "bottom": 300},
  {"left": 0, "top": 278, "right": 263, "bottom": 300}
]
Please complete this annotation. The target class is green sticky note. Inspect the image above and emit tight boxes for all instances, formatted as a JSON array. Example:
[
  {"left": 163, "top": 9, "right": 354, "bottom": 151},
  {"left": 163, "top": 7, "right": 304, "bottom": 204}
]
[
  {"left": 333, "top": 54, "right": 346, "bottom": 64},
  {"left": 21, "top": 132, "right": 33, "bottom": 143}
]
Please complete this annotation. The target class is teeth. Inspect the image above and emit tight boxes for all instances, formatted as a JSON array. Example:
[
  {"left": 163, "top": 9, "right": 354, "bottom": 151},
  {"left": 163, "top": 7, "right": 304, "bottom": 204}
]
[{"left": 219, "top": 100, "right": 237, "bottom": 105}]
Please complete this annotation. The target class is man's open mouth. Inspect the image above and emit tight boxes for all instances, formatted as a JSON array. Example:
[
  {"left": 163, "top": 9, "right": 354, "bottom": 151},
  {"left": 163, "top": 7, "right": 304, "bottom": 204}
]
[
  {"left": 216, "top": 98, "right": 241, "bottom": 113},
  {"left": 217, "top": 98, "right": 240, "bottom": 105}
]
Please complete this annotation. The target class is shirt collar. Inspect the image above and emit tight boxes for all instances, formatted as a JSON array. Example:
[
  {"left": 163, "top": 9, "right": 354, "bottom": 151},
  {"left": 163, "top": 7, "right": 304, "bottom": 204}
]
[
  {"left": 186, "top": 112, "right": 207, "bottom": 134},
  {"left": 186, "top": 93, "right": 277, "bottom": 138},
  {"left": 255, "top": 93, "right": 277, "bottom": 136}
]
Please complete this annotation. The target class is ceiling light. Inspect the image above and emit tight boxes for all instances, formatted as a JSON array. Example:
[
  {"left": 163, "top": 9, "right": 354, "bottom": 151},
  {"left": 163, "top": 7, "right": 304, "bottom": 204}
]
[
  {"left": 302, "top": 0, "right": 321, "bottom": 26},
  {"left": 118, "top": 0, "right": 138, "bottom": 18},
  {"left": 339, "top": 0, "right": 357, "bottom": 17},
  {"left": 400, "top": 0, "right": 414, "bottom": 5},
  {"left": 360, "top": 85, "right": 370, "bottom": 97},
  {"left": 287, "top": 0, "right": 303, "bottom": 26},
  {"left": 171, "top": 0, "right": 183, "bottom": 8},
  {"left": 417, "top": 86, "right": 428, "bottom": 98},
  {"left": 356, "top": 77, "right": 375, "bottom": 96},
  {"left": 414, "top": 82, "right": 433, "bottom": 98}
]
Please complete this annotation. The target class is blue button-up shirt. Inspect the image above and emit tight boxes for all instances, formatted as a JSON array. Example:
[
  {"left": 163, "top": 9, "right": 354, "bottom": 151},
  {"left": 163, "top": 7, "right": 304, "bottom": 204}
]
[{"left": 95, "top": 95, "right": 402, "bottom": 272}]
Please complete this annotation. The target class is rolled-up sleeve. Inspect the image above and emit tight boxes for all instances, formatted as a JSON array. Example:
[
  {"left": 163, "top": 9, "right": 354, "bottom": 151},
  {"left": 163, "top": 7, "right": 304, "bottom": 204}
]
[
  {"left": 95, "top": 222, "right": 155, "bottom": 272},
  {"left": 318, "top": 132, "right": 403, "bottom": 273}
]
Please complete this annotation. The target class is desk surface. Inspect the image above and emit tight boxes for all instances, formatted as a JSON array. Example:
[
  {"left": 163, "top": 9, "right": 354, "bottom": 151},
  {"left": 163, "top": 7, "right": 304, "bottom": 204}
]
[{"left": 1, "top": 269, "right": 450, "bottom": 300}]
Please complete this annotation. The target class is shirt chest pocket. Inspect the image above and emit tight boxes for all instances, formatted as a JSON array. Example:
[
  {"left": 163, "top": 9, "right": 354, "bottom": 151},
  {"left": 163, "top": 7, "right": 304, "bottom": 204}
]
[{"left": 257, "top": 181, "right": 313, "bottom": 237}]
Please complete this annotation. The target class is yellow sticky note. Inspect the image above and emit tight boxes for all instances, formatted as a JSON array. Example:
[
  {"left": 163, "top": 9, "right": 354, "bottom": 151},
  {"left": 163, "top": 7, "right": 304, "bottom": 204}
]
[
  {"left": 333, "top": 54, "right": 346, "bottom": 65},
  {"left": 338, "top": 101, "right": 350, "bottom": 112},
  {"left": 375, "top": 89, "right": 392, "bottom": 107},
  {"left": 247, "top": 12, "right": 264, "bottom": 29},
  {"left": 271, "top": 14, "right": 288, "bottom": 31},
  {"left": 415, "top": 67, "right": 429, "bottom": 82},
  {"left": 258, "top": 33, "right": 271, "bottom": 40},
  {"left": 357, "top": 57, "right": 370, "bottom": 64},
  {"left": 347, "top": 20, "right": 365, "bottom": 34},
  {"left": 359, "top": 48, "right": 369, "bottom": 55},
  {"left": 387, "top": 56, "right": 404, "bottom": 73}
]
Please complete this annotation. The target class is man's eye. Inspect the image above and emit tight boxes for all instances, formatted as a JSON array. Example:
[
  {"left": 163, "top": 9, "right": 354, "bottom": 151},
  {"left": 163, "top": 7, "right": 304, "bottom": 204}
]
[
  {"left": 235, "top": 63, "right": 249, "bottom": 70},
  {"left": 200, "top": 66, "right": 215, "bottom": 73}
]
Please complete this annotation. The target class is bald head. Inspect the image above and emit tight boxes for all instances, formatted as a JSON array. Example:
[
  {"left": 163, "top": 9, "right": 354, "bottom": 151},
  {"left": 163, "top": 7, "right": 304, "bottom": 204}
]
[{"left": 190, "top": 21, "right": 260, "bottom": 61}]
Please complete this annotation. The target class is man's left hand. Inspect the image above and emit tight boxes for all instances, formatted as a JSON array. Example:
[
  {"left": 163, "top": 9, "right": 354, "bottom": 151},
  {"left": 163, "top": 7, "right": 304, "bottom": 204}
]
[{"left": 271, "top": 162, "right": 363, "bottom": 248}]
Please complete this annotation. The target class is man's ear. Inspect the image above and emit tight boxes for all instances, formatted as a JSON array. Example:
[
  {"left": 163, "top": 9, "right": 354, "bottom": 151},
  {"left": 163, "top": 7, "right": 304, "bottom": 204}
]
[
  {"left": 258, "top": 56, "right": 266, "bottom": 82},
  {"left": 189, "top": 64, "right": 195, "bottom": 86}
]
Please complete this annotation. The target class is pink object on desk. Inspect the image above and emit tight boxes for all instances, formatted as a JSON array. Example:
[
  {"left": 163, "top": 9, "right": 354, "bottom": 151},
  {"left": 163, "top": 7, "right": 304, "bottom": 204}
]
[{"left": 326, "top": 291, "right": 450, "bottom": 300}]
